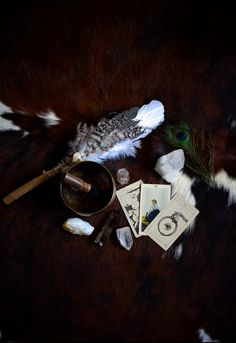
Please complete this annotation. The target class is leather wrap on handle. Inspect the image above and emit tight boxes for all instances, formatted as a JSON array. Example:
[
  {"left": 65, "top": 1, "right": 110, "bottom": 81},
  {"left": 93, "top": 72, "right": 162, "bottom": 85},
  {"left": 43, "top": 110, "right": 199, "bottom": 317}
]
[
  {"left": 63, "top": 173, "right": 92, "bottom": 193},
  {"left": 2, "top": 164, "right": 62, "bottom": 205}
]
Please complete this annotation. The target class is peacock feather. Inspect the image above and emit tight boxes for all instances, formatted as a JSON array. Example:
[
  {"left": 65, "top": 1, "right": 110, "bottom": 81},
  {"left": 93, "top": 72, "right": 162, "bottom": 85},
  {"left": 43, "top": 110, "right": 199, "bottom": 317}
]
[{"left": 158, "top": 122, "right": 215, "bottom": 185}]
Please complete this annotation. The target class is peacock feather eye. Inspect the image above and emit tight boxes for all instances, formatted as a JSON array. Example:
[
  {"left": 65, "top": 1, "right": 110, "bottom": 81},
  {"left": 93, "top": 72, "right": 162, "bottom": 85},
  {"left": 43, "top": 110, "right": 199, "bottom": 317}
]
[
  {"left": 174, "top": 129, "right": 189, "bottom": 142},
  {"left": 168, "top": 123, "right": 191, "bottom": 146},
  {"left": 158, "top": 121, "right": 215, "bottom": 185}
]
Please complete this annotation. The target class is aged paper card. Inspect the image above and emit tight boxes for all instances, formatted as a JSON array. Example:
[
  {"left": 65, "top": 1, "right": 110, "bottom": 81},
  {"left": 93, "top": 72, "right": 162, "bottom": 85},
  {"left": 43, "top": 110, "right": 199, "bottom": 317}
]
[
  {"left": 116, "top": 180, "right": 143, "bottom": 237},
  {"left": 146, "top": 193, "right": 199, "bottom": 250},
  {"left": 139, "top": 184, "right": 171, "bottom": 235}
]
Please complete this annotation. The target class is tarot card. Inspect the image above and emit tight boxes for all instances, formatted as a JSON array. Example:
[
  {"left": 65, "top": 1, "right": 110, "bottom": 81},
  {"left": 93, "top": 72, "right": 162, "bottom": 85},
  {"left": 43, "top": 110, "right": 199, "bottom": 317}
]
[
  {"left": 116, "top": 180, "right": 143, "bottom": 237},
  {"left": 146, "top": 193, "right": 199, "bottom": 250},
  {"left": 139, "top": 183, "right": 171, "bottom": 235}
]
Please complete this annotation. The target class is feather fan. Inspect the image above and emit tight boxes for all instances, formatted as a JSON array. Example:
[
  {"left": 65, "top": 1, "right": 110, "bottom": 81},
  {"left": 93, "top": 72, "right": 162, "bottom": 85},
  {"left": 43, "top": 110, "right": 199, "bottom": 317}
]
[
  {"left": 71, "top": 100, "right": 164, "bottom": 163},
  {"left": 3, "top": 100, "right": 164, "bottom": 204}
]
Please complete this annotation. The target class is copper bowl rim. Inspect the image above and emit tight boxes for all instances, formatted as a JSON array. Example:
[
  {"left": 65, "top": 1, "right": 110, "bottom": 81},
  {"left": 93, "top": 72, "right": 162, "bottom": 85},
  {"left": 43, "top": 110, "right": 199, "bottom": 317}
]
[{"left": 60, "top": 160, "right": 116, "bottom": 216}]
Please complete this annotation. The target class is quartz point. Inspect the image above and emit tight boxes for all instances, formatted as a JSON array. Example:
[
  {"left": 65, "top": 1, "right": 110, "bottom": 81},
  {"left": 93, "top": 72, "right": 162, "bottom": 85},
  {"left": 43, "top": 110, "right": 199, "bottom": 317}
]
[
  {"left": 117, "top": 168, "right": 130, "bottom": 185},
  {"left": 116, "top": 226, "right": 133, "bottom": 251}
]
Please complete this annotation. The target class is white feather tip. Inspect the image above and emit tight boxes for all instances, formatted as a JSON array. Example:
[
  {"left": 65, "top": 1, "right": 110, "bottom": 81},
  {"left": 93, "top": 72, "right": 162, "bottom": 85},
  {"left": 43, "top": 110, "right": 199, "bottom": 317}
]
[{"left": 134, "top": 100, "right": 164, "bottom": 129}]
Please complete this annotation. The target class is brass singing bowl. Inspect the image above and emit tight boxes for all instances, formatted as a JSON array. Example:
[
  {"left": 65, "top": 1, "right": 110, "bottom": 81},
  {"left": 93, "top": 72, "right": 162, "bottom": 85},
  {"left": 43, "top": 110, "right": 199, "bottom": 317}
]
[{"left": 60, "top": 161, "right": 116, "bottom": 216}]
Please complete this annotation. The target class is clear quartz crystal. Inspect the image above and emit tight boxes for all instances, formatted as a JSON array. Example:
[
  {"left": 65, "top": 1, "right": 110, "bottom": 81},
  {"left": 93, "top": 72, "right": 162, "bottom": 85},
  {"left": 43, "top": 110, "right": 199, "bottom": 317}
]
[
  {"left": 116, "top": 227, "right": 133, "bottom": 251},
  {"left": 117, "top": 168, "right": 130, "bottom": 185}
]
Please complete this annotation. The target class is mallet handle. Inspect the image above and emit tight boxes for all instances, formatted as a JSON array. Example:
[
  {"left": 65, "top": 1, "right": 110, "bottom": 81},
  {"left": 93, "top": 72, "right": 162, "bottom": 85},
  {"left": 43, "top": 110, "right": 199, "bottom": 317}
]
[
  {"left": 2, "top": 165, "right": 62, "bottom": 205},
  {"left": 63, "top": 173, "right": 92, "bottom": 193}
]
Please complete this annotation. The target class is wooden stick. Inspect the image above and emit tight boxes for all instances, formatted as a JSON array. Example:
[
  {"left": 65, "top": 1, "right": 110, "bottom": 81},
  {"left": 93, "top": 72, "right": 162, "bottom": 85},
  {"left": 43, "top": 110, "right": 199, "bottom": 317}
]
[{"left": 2, "top": 164, "right": 63, "bottom": 205}]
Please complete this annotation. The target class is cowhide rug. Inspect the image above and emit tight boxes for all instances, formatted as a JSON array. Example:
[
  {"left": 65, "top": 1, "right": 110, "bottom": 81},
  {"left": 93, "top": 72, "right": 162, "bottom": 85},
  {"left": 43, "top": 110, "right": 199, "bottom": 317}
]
[{"left": 0, "top": 1, "right": 235, "bottom": 342}]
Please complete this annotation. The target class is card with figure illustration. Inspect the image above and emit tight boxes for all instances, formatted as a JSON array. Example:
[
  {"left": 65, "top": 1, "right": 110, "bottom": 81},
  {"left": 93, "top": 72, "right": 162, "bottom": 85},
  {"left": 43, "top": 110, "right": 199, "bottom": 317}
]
[
  {"left": 139, "top": 183, "right": 171, "bottom": 235},
  {"left": 146, "top": 193, "right": 199, "bottom": 250},
  {"left": 116, "top": 180, "right": 143, "bottom": 237}
]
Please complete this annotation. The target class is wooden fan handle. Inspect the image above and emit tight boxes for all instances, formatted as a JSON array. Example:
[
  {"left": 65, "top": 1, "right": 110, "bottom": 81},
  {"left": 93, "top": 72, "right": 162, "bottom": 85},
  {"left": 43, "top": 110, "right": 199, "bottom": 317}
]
[{"left": 2, "top": 165, "right": 62, "bottom": 205}]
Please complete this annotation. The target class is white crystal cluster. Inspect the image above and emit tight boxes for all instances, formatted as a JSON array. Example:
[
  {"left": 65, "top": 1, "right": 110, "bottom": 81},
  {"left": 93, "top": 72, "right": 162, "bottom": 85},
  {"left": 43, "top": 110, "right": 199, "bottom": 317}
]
[
  {"left": 63, "top": 218, "right": 94, "bottom": 235},
  {"left": 154, "top": 149, "right": 185, "bottom": 183}
]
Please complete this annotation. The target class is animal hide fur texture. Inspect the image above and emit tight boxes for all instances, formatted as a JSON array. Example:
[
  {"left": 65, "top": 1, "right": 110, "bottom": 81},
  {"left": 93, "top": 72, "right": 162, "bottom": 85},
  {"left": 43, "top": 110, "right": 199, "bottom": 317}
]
[{"left": 0, "top": 1, "right": 236, "bottom": 342}]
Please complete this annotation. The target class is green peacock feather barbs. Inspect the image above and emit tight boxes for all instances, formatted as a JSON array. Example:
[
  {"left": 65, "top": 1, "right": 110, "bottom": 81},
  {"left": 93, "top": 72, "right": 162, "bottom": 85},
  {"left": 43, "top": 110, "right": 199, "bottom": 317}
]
[{"left": 158, "top": 122, "right": 215, "bottom": 185}]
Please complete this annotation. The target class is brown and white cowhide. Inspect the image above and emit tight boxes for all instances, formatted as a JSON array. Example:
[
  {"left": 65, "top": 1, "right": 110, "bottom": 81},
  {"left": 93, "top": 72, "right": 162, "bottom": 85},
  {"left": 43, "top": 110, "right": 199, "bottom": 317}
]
[{"left": 0, "top": 1, "right": 236, "bottom": 342}]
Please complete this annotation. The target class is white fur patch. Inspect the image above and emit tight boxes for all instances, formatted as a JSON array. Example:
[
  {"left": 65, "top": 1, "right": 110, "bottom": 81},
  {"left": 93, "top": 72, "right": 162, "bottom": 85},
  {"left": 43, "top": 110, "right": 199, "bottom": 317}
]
[
  {"left": 0, "top": 101, "right": 13, "bottom": 114},
  {"left": 230, "top": 120, "right": 236, "bottom": 129},
  {"left": 37, "top": 110, "right": 61, "bottom": 127},
  {"left": 198, "top": 328, "right": 220, "bottom": 342},
  {"left": 173, "top": 243, "right": 183, "bottom": 260},
  {"left": 0, "top": 100, "right": 26, "bottom": 134},
  {"left": 22, "top": 131, "right": 29, "bottom": 137},
  {"left": 171, "top": 171, "right": 196, "bottom": 206},
  {"left": 0, "top": 115, "right": 21, "bottom": 132},
  {"left": 171, "top": 171, "right": 196, "bottom": 233},
  {"left": 214, "top": 169, "right": 236, "bottom": 206}
]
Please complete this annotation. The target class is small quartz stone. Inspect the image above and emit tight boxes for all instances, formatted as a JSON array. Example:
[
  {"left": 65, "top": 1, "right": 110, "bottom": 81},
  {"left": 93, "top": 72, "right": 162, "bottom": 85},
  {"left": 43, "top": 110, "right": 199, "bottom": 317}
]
[
  {"left": 117, "top": 168, "right": 130, "bottom": 185},
  {"left": 116, "top": 226, "right": 133, "bottom": 251}
]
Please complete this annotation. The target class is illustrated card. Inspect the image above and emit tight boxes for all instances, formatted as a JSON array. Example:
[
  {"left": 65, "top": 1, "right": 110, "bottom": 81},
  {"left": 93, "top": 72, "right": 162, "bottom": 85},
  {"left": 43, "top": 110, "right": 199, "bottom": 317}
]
[
  {"left": 139, "top": 183, "right": 171, "bottom": 235},
  {"left": 116, "top": 180, "right": 143, "bottom": 237},
  {"left": 145, "top": 193, "right": 199, "bottom": 250}
]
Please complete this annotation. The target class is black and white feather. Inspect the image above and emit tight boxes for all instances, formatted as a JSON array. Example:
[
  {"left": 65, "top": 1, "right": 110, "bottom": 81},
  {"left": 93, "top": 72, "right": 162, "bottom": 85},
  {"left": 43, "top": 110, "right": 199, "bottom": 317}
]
[{"left": 70, "top": 100, "right": 164, "bottom": 163}]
